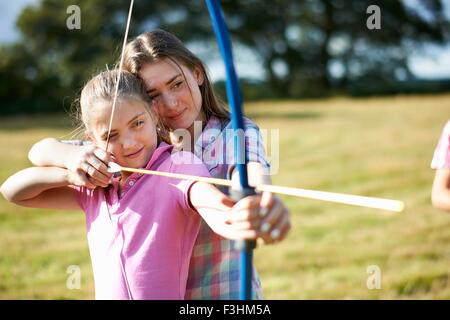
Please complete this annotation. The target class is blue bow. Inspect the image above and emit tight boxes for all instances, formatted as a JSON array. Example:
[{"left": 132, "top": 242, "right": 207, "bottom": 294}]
[{"left": 206, "top": 0, "right": 257, "bottom": 300}]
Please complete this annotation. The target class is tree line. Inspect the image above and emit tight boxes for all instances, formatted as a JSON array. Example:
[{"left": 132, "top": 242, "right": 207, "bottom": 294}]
[{"left": 1, "top": 0, "right": 449, "bottom": 114}]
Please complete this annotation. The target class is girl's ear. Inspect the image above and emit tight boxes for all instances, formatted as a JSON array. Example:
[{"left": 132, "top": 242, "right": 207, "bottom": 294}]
[{"left": 194, "top": 66, "right": 205, "bottom": 86}]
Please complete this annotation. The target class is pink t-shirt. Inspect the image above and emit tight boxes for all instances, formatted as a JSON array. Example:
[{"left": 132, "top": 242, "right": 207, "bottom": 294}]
[
  {"left": 431, "top": 120, "right": 450, "bottom": 169},
  {"left": 73, "top": 142, "right": 211, "bottom": 299}
]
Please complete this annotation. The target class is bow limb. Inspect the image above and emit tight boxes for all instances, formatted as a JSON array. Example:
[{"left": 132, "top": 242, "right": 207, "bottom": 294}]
[{"left": 206, "top": 0, "right": 257, "bottom": 300}]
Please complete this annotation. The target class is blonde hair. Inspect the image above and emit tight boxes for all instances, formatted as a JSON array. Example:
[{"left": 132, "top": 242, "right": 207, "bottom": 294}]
[
  {"left": 78, "top": 70, "right": 166, "bottom": 141},
  {"left": 123, "top": 29, "right": 230, "bottom": 127}
]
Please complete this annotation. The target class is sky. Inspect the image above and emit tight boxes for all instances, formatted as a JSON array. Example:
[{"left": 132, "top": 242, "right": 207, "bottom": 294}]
[
  {"left": 0, "top": 0, "right": 37, "bottom": 43},
  {"left": 1, "top": 0, "right": 450, "bottom": 81}
]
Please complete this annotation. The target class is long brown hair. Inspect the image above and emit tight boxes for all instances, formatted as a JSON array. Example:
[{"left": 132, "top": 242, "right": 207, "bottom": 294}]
[{"left": 123, "top": 29, "right": 230, "bottom": 126}]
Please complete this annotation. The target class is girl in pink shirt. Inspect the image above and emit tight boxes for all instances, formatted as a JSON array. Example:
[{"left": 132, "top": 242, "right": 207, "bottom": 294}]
[{"left": 1, "top": 70, "right": 267, "bottom": 299}]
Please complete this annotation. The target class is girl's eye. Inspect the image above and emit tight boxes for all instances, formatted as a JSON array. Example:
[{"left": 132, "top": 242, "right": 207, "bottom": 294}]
[
  {"left": 135, "top": 120, "right": 144, "bottom": 127},
  {"left": 149, "top": 93, "right": 160, "bottom": 100},
  {"left": 107, "top": 134, "right": 117, "bottom": 141},
  {"left": 173, "top": 81, "right": 183, "bottom": 89}
]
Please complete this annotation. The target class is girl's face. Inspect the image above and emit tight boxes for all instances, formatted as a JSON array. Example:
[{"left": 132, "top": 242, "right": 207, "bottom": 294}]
[
  {"left": 139, "top": 58, "right": 205, "bottom": 131},
  {"left": 88, "top": 99, "right": 158, "bottom": 170}
]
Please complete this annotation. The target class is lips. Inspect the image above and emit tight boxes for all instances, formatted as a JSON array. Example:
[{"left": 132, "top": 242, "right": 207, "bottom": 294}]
[
  {"left": 168, "top": 109, "right": 185, "bottom": 121},
  {"left": 124, "top": 147, "right": 144, "bottom": 159}
]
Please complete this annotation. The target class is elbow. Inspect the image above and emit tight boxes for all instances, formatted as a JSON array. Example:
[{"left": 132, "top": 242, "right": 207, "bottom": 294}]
[
  {"left": 28, "top": 138, "right": 56, "bottom": 165},
  {"left": 0, "top": 181, "right": 14, "bottom": 203},
  {"left": 0, "top": 176, "right": 25, "bottom": 204},
  {"left": 1, "top": 186, "right": 25, "bottom": 205}
]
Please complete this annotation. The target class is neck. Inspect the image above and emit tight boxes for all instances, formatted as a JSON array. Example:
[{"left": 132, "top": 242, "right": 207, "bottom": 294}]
[
  {"left": 121, "top": 172, "right": 131, "bottom": 181},
  {"left": 169, "top": 112, "right": 207, "bottom": 152}
]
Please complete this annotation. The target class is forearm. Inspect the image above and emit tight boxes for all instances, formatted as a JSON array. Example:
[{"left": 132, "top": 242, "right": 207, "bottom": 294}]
[
  {"left": 189, "top": 182, "right": 237, "bottom": 238},
  {"left": 28, "top": 138, "right": 80, "bottom": 168},
  {"left": 432, "top": 169, "right": 450, "bottom": 212},
  {"left": 189, "top": 182, "right": 261, "bottom": 241},
  {"left": 1, "top": 167, "right": 70, "bottom": 203},
  {"left": 189, "top": 182, "right": 231, "bottom": 212},
  {"left": 432, "top": 189, "right": 450, "bottom": 212}
]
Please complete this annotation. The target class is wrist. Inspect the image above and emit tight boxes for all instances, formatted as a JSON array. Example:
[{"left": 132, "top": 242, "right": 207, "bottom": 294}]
[
  {"left": 63, "top": 147, "right": 74, "bottom": 170},
  {"left": 63, "top": 143, "right": 85, "bottom": 170},
  {"left": 62, "top": 168, "right": 74, "bottom": 185}
]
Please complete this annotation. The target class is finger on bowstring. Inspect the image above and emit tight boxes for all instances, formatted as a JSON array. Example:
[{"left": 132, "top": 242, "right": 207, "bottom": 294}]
[
  {"left": 87, "top": 157, "right": 112, "bottom": 183},
  {"left": 93, "top": 148, "right": 112, "bottom": 166},
  {"left": 87, "top": 175, "right": 109, "bottom": 188},
  {"left": 82, "top": 162, "right": 109, "bottom": 186},
  {"left": 78, "top": 173, "right": 96, "bottom": 189},
  {"left": 82, "top": 162, "right": 95, "bottom": 176}
]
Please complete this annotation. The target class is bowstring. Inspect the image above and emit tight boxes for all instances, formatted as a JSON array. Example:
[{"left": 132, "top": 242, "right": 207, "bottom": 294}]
[
  {"left": 103, "top": 0, "right": 135, "bottom": 300},
  {"left": 105, "top": 0, "right": 135, "bottom": 153}
]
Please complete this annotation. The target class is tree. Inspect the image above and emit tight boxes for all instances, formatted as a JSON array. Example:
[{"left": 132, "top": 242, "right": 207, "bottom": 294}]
[
  {"left": 216, "top": 0, "right": 450, "bottom": 96},
  {"left": 1, "top": 0, "right": 449, "bottom": 114}
]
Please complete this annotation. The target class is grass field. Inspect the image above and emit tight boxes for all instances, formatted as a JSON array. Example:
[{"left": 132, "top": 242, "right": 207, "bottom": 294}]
[{"left": 1, "top": 94, "right": 450, "bottom": 299}]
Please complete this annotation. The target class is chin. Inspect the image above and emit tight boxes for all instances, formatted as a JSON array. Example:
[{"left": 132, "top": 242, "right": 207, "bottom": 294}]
[{"left": 173, "top": 118, "right": 195, "bottom": 131}]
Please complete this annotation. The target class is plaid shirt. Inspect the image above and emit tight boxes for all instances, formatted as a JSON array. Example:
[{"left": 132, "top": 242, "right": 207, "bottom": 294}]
[
  {"left": 431, "top": 120, "right": 450, "bottom": 169},
  {"left": 185, "top": 116, "right": 269, "bottom": 300}
]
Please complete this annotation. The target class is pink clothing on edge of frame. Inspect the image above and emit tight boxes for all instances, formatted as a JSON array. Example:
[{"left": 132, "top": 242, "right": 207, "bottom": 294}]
[
  {"left": 431, "top": 120, "right": 450, "bottom": 169},
  {"left": 73, "top": 142, "right": 211, "bottom": 299}
]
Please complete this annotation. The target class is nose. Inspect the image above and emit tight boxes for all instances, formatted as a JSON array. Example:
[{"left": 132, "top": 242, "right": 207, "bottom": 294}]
[
  {"left": 121, "top": 132, "right": 136, "bottom": 150},
  {"left": 162, "top": 92, "right": 178, "bottom": 109}
]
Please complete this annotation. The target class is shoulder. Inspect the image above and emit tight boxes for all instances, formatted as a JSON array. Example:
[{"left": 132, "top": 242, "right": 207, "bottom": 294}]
[
  {"left": 435, "top": 120, "right": 450, "bottom": 146},
  {"left": 221, "top": 116, "right": 259, "bottom": 130},
  {"left": 243, "top": 117, "right": 259, "bottom": 129},
  {"left": 442, "top": 120, "right": 450, "bottom": 136},
  {"left": 431, "top": 120, "right": 450, "bottom": 169}
]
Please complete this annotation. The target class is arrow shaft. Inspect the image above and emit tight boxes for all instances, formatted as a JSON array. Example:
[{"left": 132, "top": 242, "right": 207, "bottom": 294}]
[{"left": 117, "top": 166, "right": 404, "bottom": 212}]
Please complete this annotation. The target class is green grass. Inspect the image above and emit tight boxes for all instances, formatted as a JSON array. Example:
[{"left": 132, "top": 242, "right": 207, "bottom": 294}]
[{"left": 1, "top": 94, "right": 450, "bottom": 299}]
